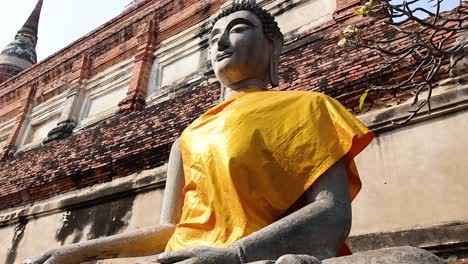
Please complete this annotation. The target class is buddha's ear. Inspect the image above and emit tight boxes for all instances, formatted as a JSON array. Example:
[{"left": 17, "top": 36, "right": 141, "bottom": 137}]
[{"left": 269, "top": 33, "right": 284, "bottom": 87}]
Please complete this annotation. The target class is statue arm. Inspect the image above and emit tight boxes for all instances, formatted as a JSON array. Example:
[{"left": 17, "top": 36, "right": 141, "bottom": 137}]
[
  {"left": 160, "top": 138, "right": 185, "bottom": 225},
  {"left": 232, "top": 158, "right": 351, "bottom": 262},
  {"left": 24, "top": 139, "right": 185, "bottom": 264}
]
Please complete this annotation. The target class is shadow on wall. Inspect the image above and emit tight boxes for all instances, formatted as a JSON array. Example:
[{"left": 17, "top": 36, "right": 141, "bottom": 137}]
[
  {"left": 56, "top": 195, "right": 135, "bottom": 245},
  {"left": 5, "top": 217, "right": 28, "bottom": 264}
]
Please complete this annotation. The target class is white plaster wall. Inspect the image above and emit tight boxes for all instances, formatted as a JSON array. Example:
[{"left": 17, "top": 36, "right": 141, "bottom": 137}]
[
  {"left": 0, "top": 225, "right": 15, "bottom": 263},
  {"left": 78, "top": 59, "right": 134, "bottom": 128},
  {"left": 0, "top": 211, "right": 69, "bottom": 264},
  {"left": 159, "top": 50, "right": 204, "bottom": 88},
  {"left": 13, "top": 213, "right": 65, "bottom": 262},
  {"left": 351, "top": 109, "right": 468, "bottom": 236},
  {"left": 127, "top": 189, "right": 164, "bottom": 230},
  {"left": 24, "top": 115, "right": 59, "bottom": 145},
  {"left": 0, "top": 133, "right": 10, "bottom": 150},
  {"left": 0, "top": 187, "right": 165, "bottom": 264},
  {"left": 86, "top": 84, "right": 128, "bottom": 118},
  {"left": 274, "top": 0, "right": 336, "bottom": 34},
  {"left": 0, "top": 118, "right": 15, "bottom": 150},
  {"left": 15, "top": 93, "right": 67, "bottom": 151}
]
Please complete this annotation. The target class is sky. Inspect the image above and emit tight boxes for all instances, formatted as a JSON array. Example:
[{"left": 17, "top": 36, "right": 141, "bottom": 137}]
[
  {"left": 0, "top": 0, "right": 134, "bottom": 62},
  {"left": 389, "top": 0, "right": 460, "bottom": 20}
]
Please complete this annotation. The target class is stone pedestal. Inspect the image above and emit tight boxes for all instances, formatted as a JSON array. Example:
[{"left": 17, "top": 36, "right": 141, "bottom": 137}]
[
  {"left": 248, "top": 247, "right": 446, "bottom": 264},
  {"left": 323, "top": 247, "right": 446, "bottom": 264}
]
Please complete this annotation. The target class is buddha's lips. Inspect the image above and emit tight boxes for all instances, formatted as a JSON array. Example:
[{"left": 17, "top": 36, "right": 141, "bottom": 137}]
[{"left": 216, "top": 52, "right": 232, "bottom": 61}]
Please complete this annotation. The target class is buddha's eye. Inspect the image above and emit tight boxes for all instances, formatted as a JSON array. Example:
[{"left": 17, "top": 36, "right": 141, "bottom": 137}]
[{"left": 230, "top": 25, "right": 250, "bottom": 34}]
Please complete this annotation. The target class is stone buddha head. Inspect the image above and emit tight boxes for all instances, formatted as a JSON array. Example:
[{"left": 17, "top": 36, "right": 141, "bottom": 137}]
[{"left": 209, "top": 1, "right": 284, "bottom": 91}]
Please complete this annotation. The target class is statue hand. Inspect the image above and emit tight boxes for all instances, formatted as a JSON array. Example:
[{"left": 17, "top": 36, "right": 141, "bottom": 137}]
[{"left": 157, "top": 246, "right": 240, "bottom": 264}]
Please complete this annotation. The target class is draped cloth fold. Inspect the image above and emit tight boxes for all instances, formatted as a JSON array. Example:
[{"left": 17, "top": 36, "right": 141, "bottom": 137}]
[{"left": 166, "top": 88, "right": 374, "bottom": 252}]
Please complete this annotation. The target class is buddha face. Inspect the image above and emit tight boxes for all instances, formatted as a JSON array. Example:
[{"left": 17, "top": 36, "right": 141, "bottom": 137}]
[{"left": 209, "top": 10, "right": 273, "bottom": 88}]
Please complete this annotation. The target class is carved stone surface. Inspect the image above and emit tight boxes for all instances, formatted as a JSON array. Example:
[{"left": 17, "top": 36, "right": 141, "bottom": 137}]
[
  {"left": 241, "top": 247, "right": 447, "bottom": 264},
  {"left": 137, "top": 247, "right": 447, "bottom": 264},
  {"left": 242, "top": 247, "right": 446, "bottom": 264},
  {"left": 248, "top": 254, "right": 321, "bottom": 264},
  {"left": 321, "top": 247, "right": 446, "bottom": 264},
  {"left": 43, "top": 120, "right": 76, "bottom": 144}
]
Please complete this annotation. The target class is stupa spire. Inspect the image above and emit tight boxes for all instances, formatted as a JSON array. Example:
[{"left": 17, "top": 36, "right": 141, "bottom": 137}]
[
  {"left": 0, "top": 0, "right": 44, "bottom": 84},
  {"left": 20, "top": 0, "right": 44, "bottom": 38}
]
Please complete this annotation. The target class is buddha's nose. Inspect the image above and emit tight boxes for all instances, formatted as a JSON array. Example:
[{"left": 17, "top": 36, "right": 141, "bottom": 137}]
[{"left": 217, "top": 32, "right": 229, "bottom": 51}]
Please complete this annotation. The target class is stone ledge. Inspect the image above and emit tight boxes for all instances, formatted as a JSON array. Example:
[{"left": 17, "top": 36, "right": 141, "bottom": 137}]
[
  {"left": 349, "top": 222, "right": 468, "bottom": 259},
  {"left": 323, "top": 246, "right": 445, "bottom": 264},
  {"left": 359, "top": 80, "right": 468, "bottom": 133},
  {"left": 0, "top": 165, "right": 168, "bottom": 227}
]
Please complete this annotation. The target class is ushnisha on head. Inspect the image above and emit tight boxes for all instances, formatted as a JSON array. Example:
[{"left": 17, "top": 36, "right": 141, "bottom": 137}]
[{"left": 209, "top": 0, "right": 284, "bottom": 91}]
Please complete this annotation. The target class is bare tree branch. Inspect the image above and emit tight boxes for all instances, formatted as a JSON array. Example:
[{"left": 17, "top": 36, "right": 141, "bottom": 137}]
[{"left": 338, "top": 0, "right": 467, "bottom": 125}]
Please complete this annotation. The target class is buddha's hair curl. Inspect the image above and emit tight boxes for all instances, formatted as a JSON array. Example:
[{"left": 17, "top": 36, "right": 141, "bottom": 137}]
[{"left": 212, "top": 0, "right": 282, "bottom": 41}]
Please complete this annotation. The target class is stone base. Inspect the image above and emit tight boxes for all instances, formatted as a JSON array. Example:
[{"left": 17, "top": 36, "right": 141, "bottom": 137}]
[
  {"left": 248, "top": 247, "right": 446, "bottom": 264},
  {"left": 322, "top": 247, "right": 446, "bottom": 264}
]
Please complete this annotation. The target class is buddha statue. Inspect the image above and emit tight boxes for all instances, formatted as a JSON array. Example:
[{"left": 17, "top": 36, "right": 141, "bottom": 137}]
[{"left": 24, "top": 1, "right": 373, "bottom": 264}]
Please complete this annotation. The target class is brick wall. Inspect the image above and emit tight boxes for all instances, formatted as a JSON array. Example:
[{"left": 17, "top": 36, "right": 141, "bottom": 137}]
[
  {"left": 0, "top": 82, "right": 220, "bottom": 209},
  {"left": 0, "top": 0, "right": 225, "bottom": 156}
]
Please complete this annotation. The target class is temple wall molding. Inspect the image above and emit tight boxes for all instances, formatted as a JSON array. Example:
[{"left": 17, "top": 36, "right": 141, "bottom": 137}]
[{"left": 359, "top": 80, "right": 468, "bottom": 133}]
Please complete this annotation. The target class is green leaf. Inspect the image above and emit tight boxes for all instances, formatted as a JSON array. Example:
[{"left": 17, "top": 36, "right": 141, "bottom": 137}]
[
  {"left": 355, "top": 0, "right": 373, "bottom": 15},
  {"left": 354, "top": 7, "right": 366, "bottom": 15},
  {"left": 359, "top": 88, "right": 371, "bottom": 110},
  {"left": 338, "top": 38, "right": 347, "bottom": 47},
  {"left": 343, "top": 25, "right": 355, "bottom": 35}
]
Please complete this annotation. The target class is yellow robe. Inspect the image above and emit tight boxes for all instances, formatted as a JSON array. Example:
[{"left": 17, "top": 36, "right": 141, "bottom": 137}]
[{"left": 166, "top": 87, "right": 373, "bottom": 251}]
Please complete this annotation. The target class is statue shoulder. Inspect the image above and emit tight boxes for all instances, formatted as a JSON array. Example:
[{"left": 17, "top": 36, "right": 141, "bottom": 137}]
[
  {"left": 271, "top": 90, "right": 330, "bottom": 98},
  {"left": 268, "top": 90, "right": 332, "bottom": 105}
]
